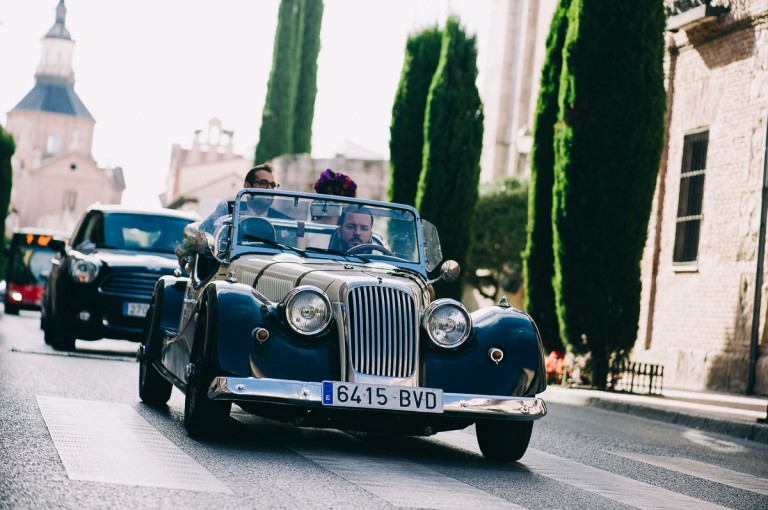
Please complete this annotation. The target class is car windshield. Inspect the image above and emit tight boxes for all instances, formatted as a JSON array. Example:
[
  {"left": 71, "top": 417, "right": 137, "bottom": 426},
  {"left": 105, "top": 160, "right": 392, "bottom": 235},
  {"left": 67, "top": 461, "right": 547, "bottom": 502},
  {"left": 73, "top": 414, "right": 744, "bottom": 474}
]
[
  {"left": 232, "top": 192, "right": 421, "bottom": 264},
  {"left": 101, "top": 213, "right": 193, "bottom": 254}
]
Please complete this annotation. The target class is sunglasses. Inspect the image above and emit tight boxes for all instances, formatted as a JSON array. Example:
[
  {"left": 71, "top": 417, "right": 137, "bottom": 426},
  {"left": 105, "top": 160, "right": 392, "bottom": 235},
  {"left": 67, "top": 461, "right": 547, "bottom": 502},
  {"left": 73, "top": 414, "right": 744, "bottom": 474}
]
[{"left": 250, "top": 179, "right": 279, "bottom": 189}]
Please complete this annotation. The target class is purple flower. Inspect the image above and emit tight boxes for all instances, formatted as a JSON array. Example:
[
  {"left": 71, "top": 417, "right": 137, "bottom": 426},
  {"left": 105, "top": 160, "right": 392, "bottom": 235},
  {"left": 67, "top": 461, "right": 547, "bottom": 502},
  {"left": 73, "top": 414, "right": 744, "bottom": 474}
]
[{"left": 314, "top": 169, "right": 357, "bottom": 197}]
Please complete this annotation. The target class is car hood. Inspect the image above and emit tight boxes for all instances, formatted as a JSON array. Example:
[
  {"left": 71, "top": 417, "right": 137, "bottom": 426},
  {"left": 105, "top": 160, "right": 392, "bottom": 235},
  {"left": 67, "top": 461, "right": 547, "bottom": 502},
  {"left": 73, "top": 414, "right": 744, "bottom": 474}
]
[
  {"left": 90, "top": 249, "right": 178, "bottom": 270},
  {"left": 231, "top": 254, "right": 430, "bottom": 306}
]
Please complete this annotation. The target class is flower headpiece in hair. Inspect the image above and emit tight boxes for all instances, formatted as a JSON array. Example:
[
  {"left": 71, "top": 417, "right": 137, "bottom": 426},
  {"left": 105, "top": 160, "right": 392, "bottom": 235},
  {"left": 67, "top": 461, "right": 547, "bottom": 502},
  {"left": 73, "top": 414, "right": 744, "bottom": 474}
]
[{"left": 313, "top": 169, "right": 357, "bottom": 197}]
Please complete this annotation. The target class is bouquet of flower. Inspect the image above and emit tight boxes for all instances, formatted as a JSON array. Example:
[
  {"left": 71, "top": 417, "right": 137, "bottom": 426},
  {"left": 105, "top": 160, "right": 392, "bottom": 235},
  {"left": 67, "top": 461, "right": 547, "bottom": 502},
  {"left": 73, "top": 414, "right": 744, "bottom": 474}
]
[{"left": 313, "top": 169, "right": 357, "bottom": 197}]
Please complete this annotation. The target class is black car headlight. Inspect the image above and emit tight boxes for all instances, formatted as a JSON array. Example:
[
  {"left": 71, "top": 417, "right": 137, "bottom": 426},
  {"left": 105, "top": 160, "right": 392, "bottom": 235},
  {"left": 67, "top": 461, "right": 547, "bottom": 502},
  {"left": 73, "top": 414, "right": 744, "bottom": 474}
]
[
  {"left": 283, "top": 286, "right": 332, "bottom": 335},
  {"left": 70, "top": 258, "right": 100, "bottom": 284},
  {"left": 422, "top": 299, "right": 472, "bottom": 349}
]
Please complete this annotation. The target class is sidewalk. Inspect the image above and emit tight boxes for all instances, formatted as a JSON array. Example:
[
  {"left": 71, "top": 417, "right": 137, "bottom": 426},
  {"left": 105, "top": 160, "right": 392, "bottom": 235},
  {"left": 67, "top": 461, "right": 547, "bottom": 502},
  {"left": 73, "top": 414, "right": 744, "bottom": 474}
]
[{"left": 541, "top": 385, "right": 768, "bottom": 444}]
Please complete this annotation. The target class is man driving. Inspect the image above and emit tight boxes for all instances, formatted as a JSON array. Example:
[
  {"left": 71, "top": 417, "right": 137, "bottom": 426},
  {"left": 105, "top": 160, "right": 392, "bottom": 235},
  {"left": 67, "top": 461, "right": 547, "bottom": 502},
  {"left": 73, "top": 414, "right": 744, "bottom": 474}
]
[{"left": 329, "top": 205, "right": 373, "bottom": 251}]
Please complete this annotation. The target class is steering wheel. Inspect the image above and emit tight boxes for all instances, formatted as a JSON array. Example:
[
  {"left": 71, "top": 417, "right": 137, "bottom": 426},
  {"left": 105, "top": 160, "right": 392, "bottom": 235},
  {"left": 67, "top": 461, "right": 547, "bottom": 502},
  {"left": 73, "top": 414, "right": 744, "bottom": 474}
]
[{"left": 346, "top": 243, "right": 395, "bottom": 256}]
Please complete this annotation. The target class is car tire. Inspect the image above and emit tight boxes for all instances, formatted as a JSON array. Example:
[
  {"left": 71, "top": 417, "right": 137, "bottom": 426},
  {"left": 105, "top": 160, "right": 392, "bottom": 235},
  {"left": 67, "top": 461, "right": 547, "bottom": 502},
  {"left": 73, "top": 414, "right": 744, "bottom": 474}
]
[
  {"left": 138, "top": 288, "right": 172, "bottom": 406},
  {"left": 475, "top": 419, "right": 533, "bottom": 462},
  {"left": 4, "top": 304, "right": 19, "bottom": 315},
  {"left": 47, "top": 300, "right": 76, "bottom": 351},
  {"left": 183, "top": 303, "right": 231, "bottom": 437}
]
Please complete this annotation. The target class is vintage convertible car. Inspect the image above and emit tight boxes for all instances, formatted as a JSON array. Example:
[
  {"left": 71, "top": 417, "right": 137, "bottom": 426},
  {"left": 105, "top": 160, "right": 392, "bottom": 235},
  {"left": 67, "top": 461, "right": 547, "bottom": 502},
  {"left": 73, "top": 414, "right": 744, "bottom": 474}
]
[{"left": 138, "top": 189, "right": 547, "bottom": 461}]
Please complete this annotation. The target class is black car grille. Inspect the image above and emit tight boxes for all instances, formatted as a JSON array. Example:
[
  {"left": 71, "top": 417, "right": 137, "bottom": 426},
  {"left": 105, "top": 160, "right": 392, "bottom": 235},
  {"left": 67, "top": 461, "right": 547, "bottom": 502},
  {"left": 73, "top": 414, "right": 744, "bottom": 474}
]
[
  {"left": 347, "top": 285, "right": 418, "bottom": 378},
  {"left": 98, "top": 272, "right": 167, "bottom": 300}
]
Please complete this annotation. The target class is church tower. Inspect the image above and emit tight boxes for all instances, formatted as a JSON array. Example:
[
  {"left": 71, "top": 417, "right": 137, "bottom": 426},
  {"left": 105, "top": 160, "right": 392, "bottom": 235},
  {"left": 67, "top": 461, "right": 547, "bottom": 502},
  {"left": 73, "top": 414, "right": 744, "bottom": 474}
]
[{"left": 6, "top": 0, "right": 124, "bottom": 232}]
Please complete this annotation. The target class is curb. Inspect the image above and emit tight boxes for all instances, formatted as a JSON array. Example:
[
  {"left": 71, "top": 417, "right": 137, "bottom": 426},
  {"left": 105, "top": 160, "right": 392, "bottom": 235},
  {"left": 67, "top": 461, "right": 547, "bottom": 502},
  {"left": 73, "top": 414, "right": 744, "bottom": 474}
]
[
  {"left": 543, "top": 388, "right": 768, "bottom": 445},
  {"left": 583, "top": 397, "right": 768, "bottom": 444}
]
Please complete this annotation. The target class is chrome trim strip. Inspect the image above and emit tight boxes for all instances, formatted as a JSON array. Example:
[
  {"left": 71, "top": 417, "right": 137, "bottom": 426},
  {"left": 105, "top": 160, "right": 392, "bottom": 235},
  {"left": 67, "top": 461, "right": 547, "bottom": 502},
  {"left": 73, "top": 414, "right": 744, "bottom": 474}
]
[{"left": 208, "top": 377, "right": 547, "bottom": 419}]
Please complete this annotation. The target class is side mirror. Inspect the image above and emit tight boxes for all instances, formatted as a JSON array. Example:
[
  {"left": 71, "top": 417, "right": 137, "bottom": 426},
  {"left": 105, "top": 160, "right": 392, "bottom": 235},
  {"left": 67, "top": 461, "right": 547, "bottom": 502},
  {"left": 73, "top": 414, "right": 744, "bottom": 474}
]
[{"left": 428, "top": 259, "right": 461, "bottom": 285}]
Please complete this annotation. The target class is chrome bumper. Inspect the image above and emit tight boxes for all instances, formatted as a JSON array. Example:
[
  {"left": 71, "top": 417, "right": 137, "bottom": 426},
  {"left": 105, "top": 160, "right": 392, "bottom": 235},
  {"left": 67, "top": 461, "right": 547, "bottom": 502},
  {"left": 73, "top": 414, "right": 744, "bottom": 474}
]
[{"left": 209, "top": 376, "right": 547, "bottom": 419}]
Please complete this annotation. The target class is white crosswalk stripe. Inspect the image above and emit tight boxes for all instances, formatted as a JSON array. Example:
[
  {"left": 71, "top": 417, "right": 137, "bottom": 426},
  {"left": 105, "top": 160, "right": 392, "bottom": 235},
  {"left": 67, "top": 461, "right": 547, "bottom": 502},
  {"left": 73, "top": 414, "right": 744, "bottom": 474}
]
[
  {"left": 292, "top": 446, "right": 527, "bottom": 509},
  {"left": 613, "top": 452, "right": 768, "bottom": 496},
  {"left": 433, "top": 430, "right": 732, "bottom": 510},
  {"left": 36, "top": 395, "right": 232, "bottom": 493}
]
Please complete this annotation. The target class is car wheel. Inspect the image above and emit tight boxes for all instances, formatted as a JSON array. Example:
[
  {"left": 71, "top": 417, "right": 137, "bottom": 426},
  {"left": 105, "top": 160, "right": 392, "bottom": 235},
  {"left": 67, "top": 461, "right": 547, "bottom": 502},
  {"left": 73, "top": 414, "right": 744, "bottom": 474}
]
[
  {"left": 47, "top": 301, "right": 76, "bottom": 351},
  {"left": 4, "top": 304, "right": 19, "bottom": 315},
  {"left": 183, "top": 303, "right": 231, "bottom": 437},
  {"left": 475, "top": 419, "right": 533, "bottom": 462},
  {"left": 138, "top": 288, "right": 172, "bottom": 406}
]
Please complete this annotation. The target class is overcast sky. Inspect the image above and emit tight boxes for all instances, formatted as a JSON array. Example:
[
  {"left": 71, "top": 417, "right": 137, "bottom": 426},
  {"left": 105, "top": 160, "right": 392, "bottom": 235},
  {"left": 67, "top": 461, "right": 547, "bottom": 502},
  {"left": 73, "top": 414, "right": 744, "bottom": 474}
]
[{"left": 0, "top": 0, "right": 491, "bottom": 207}]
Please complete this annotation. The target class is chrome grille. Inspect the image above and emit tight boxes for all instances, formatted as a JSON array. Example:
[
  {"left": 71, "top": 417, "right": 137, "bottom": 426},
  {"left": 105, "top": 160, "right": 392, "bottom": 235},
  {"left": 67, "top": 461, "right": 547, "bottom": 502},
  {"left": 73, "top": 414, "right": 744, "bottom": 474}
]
[
  {"left": 347, "top": 285, "right": 417, "bottom": 378},
  {"left": 99, "top": 272, "right": 166, "bottom": 300}
]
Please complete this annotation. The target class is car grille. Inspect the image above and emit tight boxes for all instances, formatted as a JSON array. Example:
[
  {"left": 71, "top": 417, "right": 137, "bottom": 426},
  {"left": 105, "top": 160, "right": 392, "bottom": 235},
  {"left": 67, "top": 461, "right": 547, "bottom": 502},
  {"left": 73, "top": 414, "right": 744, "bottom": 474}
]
[
  {"left": 98, "top": 272, "right": 166, "bottom": 300},
  {"left": 347, "top": 284, "right": 418, "bottom": 378}
]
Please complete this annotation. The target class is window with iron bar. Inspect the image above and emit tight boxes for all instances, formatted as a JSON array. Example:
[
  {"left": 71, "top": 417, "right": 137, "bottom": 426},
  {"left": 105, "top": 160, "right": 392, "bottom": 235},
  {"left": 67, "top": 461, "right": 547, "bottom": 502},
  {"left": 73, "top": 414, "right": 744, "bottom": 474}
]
[{"left": 673, "top": 130, "right": 708, "bottom": 264}]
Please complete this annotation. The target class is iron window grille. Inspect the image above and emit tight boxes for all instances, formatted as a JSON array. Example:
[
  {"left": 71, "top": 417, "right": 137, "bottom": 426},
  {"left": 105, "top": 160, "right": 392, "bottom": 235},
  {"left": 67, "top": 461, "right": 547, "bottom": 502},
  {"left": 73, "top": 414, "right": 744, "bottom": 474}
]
[{"left": 673, "top": 130, "right": 708, "bottom": 264}]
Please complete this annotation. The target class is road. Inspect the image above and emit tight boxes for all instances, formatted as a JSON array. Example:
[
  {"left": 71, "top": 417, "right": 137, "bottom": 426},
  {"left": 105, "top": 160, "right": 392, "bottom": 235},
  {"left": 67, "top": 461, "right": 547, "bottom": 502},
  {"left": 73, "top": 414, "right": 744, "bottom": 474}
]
[{"left": 1, "top": 310, "right": 767, "bottom": 509}]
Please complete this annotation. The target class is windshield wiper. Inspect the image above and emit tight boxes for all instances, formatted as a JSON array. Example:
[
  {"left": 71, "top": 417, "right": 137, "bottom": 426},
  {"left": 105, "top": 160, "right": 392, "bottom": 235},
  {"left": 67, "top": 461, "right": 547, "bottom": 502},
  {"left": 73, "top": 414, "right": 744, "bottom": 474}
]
[
  {"left": 302, "top": 246, "right": 371, "bottom": 262},
  {"left": 240, "top": 235, "right": 306, "bottom": 257}
]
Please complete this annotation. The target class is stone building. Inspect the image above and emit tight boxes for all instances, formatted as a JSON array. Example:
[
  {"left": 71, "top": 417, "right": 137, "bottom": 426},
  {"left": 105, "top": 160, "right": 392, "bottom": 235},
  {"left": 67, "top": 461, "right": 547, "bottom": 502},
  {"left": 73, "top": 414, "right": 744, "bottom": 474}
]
[
  {"left": 160, "top": 118, "right": 251, "bottom": 218},
  {"left": 5, "top": 0, "right": 124, "bottom": 234},
  {"left": 480, "top": 0, "right": 557, "bottom": 182},
  {"left": 161, "top": 119, "right": 389, "bottom": 219},
  {"left": 635, "top": 0, "right": 768, "bottom": 394}
]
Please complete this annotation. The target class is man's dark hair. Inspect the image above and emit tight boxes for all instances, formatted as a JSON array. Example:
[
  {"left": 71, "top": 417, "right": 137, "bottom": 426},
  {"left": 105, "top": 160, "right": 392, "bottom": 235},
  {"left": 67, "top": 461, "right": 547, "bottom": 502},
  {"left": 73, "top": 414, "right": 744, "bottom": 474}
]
[
  {"left": 245, "top": 163, "right": 274, "bottom": 184},
  {"left": 338, "top": 204, "right": 374, "bottom": 227}
]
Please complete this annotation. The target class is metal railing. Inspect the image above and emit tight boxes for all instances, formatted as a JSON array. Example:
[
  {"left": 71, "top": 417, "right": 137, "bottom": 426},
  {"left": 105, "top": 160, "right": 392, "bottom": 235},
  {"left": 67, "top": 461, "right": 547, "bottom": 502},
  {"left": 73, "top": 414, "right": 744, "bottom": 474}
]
[{"left": 608, "top": 361, "right": 664, "bottom": 395}]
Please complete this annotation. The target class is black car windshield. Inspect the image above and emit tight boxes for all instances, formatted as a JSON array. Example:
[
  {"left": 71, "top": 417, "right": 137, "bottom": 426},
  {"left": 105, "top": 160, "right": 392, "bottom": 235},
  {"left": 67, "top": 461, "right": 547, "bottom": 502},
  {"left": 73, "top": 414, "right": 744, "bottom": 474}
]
[
  {"left": 100, "top": 213, "right": 193, "bottom": 254},
  {"left": 233, "top": 192, "right": 421, "bottom": 264}
]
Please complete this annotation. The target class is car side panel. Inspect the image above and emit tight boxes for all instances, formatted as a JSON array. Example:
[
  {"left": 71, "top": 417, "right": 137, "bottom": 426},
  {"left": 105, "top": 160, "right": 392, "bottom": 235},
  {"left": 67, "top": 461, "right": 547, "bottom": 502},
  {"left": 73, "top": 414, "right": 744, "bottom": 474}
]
[{"left": 423, "top": 306, "right": 547, "bottom": 397}]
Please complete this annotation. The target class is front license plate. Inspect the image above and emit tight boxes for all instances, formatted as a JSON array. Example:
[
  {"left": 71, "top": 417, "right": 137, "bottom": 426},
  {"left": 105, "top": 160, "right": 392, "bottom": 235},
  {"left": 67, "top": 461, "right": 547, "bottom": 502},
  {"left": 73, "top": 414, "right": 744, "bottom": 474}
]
[
  {"left": 321, "top": 381, "right": 443, "bottom": 413},
  {"left": 123, "top": 302, "right": 149, "bottom": 317}
]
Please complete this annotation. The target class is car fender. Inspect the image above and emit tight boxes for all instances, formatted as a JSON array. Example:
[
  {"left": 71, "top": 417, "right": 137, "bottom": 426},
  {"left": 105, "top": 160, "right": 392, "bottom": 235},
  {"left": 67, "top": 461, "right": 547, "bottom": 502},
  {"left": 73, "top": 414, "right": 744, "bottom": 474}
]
[
  {"left": 203, "top": 280, "right": 339, "bottom": 382},
  {"left": 423, "top": 305, "right": 546, "bottom": 397}
]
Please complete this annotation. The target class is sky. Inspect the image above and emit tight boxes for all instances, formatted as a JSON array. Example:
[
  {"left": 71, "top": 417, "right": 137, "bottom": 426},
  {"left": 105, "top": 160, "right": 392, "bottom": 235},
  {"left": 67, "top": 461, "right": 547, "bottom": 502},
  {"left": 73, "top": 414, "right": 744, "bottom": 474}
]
[{"left": 0, "top": 0, "right": 492, "bottom": 208}]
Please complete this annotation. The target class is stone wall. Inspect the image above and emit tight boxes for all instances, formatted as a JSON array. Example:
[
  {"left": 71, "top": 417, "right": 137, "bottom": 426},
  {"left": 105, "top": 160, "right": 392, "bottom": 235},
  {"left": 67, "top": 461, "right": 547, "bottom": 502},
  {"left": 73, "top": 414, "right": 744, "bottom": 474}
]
[{"left": 636, "top": 2, "right": 768, "bottom": 394}]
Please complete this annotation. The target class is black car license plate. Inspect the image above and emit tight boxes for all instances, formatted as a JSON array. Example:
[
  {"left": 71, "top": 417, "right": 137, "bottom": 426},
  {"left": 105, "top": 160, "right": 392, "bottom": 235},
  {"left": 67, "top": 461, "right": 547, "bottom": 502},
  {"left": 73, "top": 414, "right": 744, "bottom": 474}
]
[{"left": 321, "top": 381, "right": 443, "bottom": 413}]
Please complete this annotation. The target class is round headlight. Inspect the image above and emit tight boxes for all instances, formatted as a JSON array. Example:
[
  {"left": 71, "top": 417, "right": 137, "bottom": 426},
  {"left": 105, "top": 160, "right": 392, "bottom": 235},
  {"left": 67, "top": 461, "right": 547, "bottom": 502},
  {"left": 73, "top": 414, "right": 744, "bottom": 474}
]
[
  {"left": 283, "top": 286, "right": 332, "bottom": 335},
  {"left": 70, "top": 259, "right": 100, "bottom": 283},
  {"left": 422, "top": 299, "right": 472, "bottom": 349}
]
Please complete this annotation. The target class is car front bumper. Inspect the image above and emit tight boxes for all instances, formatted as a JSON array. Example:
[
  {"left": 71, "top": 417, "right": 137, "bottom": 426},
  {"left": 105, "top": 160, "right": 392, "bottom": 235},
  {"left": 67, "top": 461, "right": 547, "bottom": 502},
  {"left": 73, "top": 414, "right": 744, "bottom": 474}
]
[{"left": 208, "top": 376, "right": 547, "bottom": 420}]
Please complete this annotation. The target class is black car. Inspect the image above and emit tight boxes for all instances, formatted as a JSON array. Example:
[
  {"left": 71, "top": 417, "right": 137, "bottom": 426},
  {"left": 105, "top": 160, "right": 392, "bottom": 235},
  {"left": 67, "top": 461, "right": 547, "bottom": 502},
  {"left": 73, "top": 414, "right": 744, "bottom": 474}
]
[{"left": 42, "top": 204, "right": 199, "bottom": 351}]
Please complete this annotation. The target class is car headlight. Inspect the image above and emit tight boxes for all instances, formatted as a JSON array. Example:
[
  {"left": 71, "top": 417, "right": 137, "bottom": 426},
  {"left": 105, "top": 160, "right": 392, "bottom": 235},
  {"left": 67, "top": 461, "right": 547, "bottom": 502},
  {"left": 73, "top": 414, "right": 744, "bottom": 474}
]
[
  {"left": 422, "top": 299, "right": 472, "bottom": 349},
  {"left": 283, "top": 286, "right": 332, "bottom": 335},
  {"left": 70, "top": 258, "right": 100, "bottom": 283}
]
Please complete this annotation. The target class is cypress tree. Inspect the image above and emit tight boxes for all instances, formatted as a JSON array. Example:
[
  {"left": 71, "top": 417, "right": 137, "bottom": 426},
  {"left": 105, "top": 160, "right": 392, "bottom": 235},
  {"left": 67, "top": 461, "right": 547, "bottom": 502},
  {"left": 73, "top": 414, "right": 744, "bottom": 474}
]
[
  {"left": 255, "top": 0, "right": 301, "bottom": 163},
  {"left": 417, "top": 17, "right": 484, "bottom": 301},
  {"left": 522, "top": 0, "right": 571, "bottom": 354},
  {"left": 388, "top": 27, "right": 442, "bottom": 206},
  {"left": 0, "top": 125, "right": 15, "bottom": 279},
  {"left": 552, "top": 0, "right": 666, "bottom": 387},
  {"left": 293, "top": 0, "right": 324, "bottom": 154}
]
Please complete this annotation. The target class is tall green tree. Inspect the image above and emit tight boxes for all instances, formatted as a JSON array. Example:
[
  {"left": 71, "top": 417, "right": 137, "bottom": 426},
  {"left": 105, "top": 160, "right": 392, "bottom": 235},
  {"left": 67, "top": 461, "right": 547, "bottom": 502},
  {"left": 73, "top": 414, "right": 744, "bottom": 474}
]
[
  {"left": 552, "top": 0, "right": 666, "bottom": 387},
  {"left": 522, "top": 0, "right": 571, "bottom": 354},
  {"left": 0, "top": 125, "right": 15, "bottom": 279},
  {"left": 468, "top": 179, "right": 528, "bottom": 300},
  {"left": 293, "top": 0, "right": 324, "bottom": 154},
  {"left": 417, "top": 17, "right": 484, "bottom": 301},
  {"left": 388, "top": 27, "right": 442, "bottom": 206},
  {"left": 255, "top": 0, "right": 301, "bottom": 163}
]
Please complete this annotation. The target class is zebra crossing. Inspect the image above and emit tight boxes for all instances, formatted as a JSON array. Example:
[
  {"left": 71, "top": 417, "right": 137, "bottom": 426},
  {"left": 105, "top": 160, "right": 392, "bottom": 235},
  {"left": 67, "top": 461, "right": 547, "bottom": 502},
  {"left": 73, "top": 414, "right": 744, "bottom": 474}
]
[{"left": 36, "top": 395, "right": 768, "bottom": 509}]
